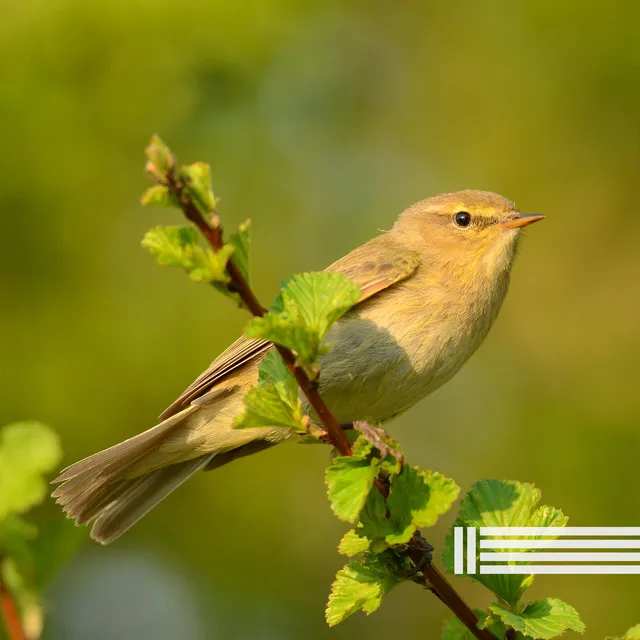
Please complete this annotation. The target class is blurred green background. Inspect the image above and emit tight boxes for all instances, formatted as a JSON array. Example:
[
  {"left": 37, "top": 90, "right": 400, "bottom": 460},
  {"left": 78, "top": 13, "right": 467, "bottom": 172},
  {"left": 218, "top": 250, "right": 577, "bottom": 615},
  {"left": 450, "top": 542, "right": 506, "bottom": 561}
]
[{"left": 2, "top": 0, "right": 640, "bottom": 638}]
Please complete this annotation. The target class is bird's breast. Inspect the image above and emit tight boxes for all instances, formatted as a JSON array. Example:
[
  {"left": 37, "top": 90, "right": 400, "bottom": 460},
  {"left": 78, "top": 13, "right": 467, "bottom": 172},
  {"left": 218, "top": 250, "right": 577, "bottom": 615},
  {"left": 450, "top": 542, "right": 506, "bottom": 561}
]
[{"left": 315, "top": 272, "right": 509, "bottom": 424}]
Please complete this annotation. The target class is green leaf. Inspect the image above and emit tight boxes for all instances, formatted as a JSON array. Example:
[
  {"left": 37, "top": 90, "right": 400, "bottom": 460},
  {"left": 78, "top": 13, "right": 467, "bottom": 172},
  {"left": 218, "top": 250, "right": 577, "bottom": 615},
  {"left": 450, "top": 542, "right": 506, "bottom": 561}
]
[
  {"left": 355, "top": 466, "right": 458, "bottom": 548},
  {"left": 326, "top": 555, "right": 401, "bottom": 626},
  {"left": 378, "top": 438, "right": 403, "bottom": 477},
  {"left": 490, "top": 598, "right": 585, "bottom": 639},
  {"left": 233, "top": 350, "right": 307, "bottom": 432},
  {"left": 141, "top": 225, "right": 234, "bottom": 285},
  {"left": 226, "top": 220, "right": 250, "bottom": 284},
  {"left": 442, "top": 610, "right": 506, "bottom": 640},
  {"left": 607, "top": 624, "right": 640, "bottom": 640},
  {"left": 232, "top": 379, "right": 304, "bottom": 430},
  {"left": 189, "top": 244, "right": 234, "bottom": 284},
  {"left": 179, "top": 161, "right": 216, "bottom": 217},
  {"left": 0, "top": 516, "right": 38, "bottom": 598},
  {"left": 338, "top": 529, "right": 371, "bottom": 557},
  {"left": 142, "top": 224, "right": 197, "bottom": 267},
  {"left": 384, "top": 467, "right": 459, "bottom": 545},
  {"left": 0, "top": 422, "right": 62, "bottom": 519},
  {"left": 256, "top": 347, "right": 290, "bottom": 387},
  {"left": 325, "top": 443, "right": 379, "bottom": 523},
  {"left": 0, "top": 516, "right": 37, "bottom": 557},
  {"left": 140, "top": 184, "right": 177, "bottom": 208},
  {"left": 442, "top": 616, "right": 477, "bottom": 640},
  {"left": 245, "top": 272, "right": 361, "bottom": 366},
  {"left": 358, "top": 485, "right": 388, "bottom": 551},
  {"left": 144, "top": 134, "right": 174, "bottom": 182},
  {"left": 442, "top": 480, "right": 567, "bottom": 607}
]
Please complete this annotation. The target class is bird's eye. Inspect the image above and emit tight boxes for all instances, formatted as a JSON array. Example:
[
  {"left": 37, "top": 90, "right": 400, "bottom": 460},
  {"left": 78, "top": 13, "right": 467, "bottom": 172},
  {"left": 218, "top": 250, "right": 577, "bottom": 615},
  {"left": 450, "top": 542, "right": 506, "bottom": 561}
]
[{"left": 454, "top": 211, "right": 472, "bottom": 227}]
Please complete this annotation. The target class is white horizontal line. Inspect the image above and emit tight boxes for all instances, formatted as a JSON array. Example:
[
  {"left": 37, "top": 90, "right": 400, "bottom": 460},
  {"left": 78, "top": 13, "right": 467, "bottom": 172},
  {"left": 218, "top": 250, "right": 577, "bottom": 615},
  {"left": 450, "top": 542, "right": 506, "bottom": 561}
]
[
  {"left": 480, "top": 527, "right": 640, "bottom": 536},
  {"left": 481, "top": 552, "right": 640, "bottom": 562},
  {"left": 480, "top": 539, "right": 640, "bottom": 549},
  {"left": 480, "top": 565, "right": 640, "bottom": 574}
]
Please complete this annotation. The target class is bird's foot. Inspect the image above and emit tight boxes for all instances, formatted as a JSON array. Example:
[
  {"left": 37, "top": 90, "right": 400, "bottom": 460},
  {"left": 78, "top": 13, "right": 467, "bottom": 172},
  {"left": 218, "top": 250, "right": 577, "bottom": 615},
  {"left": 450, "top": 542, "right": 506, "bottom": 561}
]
[{"left": 353, "top": 421, "right": 404, "bottom": 466}]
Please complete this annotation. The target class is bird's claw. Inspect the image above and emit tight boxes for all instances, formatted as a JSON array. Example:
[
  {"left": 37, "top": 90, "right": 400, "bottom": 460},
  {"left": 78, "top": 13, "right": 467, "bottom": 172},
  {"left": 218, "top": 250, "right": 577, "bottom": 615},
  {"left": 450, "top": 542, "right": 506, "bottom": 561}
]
[{"left": 353, "top": 421, "right": 404, "bottom": 466}]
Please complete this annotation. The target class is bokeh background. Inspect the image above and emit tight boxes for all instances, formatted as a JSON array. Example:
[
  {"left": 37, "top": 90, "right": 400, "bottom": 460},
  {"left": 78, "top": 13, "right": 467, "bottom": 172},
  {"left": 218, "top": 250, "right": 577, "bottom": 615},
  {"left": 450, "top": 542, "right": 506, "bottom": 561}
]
[{"left": 2, "top": 1, "right": 640, "bottom": 638}]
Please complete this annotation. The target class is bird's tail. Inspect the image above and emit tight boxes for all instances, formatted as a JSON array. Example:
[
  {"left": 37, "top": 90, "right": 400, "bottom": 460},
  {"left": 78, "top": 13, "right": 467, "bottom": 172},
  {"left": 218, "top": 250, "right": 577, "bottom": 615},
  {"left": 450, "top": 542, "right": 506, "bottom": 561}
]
[{"left": 52, "top": 405, "right": 214, "bottom": 545}]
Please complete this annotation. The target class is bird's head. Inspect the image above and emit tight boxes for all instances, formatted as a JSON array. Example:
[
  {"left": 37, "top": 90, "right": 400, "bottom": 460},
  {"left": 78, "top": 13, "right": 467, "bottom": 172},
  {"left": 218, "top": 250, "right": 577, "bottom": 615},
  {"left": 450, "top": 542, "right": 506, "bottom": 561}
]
[{"left": 392, "top": 190, "right": 544, "bottom": 278}]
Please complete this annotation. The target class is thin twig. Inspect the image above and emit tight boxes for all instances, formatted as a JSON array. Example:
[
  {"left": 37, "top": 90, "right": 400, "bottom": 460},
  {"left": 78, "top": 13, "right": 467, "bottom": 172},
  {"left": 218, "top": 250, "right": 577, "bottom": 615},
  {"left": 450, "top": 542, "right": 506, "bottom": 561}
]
[
  {"left": 164, "top": 166, "right": 493, "bottom": 640},
  {"left": 414, "top": 566, "right": 495, "bottom": 640},
  {"left": 0, "top": 564, "right": 26, "bottom": 640},
  {"left": 166, "top": 170, "right": 353, "bottom": 456}
]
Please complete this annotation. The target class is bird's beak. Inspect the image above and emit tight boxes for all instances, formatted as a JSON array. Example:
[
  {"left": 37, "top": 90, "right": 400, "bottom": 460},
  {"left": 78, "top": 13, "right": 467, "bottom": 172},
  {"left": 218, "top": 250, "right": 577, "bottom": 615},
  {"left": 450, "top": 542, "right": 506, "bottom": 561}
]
[{"left": 501, "top": 214, "right": 545, "bottom": 229}]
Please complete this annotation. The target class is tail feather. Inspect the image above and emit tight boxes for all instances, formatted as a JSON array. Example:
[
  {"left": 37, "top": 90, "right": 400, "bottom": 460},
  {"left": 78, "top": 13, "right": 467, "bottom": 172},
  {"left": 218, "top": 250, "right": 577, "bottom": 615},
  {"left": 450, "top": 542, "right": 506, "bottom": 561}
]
[
  {"left": 90, "top": 454, "right": 215, "bottom": 544},
  {"left": 50, "top": 380, "right": 280, "bottom": 543},
  {"left": 72, "top": 479, "right": 130, "bottom": 526},
  {"left": 52, "top": 405, "right": 207, "bottom": 543},
  {"left": 54, "top": 406, "right": 198, "bottom": 484},
  {"left": 52, "top": 474, "right": 116, "bottom": 521}
]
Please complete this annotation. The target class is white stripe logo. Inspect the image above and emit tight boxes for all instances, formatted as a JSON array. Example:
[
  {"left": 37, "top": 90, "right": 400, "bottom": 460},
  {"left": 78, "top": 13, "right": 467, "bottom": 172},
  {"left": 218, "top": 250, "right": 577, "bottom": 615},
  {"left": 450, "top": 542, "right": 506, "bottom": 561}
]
[{"left": 454, "top": 527, "right": 640, "bottom": 575}]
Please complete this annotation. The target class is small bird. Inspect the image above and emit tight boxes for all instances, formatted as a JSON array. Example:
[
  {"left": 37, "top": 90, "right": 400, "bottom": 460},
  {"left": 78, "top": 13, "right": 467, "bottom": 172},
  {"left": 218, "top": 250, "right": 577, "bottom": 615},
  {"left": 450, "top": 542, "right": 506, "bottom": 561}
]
[{"left": 53, "top": 190, "right": 543, "bottom": 544}]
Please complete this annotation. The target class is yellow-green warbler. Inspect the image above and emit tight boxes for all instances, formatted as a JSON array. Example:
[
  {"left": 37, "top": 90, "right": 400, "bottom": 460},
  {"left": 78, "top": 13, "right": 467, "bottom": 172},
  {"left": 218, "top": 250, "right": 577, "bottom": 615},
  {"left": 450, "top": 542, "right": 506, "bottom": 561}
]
[{"left": 53, "top": 190, "right": 543, "bottom": 544}]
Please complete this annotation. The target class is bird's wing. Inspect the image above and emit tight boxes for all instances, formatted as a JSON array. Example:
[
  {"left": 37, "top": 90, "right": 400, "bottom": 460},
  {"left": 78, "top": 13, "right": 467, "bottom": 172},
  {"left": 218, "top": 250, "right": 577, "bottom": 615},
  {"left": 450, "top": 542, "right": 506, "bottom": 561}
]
[
  {"left": 324, "top": 233, "right": 420, "bottom": 300},
  {"left": 159, "top": 234, "right": 420, "bottom": 420},
  {"left": 158, "top": 335, "right": 271, "bottom": 420}
]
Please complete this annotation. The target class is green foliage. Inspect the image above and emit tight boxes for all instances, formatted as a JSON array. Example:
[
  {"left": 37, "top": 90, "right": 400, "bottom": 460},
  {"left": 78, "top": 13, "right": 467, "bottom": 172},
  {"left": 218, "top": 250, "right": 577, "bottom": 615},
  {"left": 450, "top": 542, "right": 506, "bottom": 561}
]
[
  {"left": 442, "top": 481, "right": 585, "bottom": 639},
  {"left": 0, "top": 422, "right": 65, "bottom": 638},
  {"left": 141, "top": 225, "right": 235, "bottom": 284},
  {"left": 245, "top": 272, "right": 361, "bottom": 367},
  {"left": 325, "top": 438, "right": 380, "bottom": 523},
  {"left": 141, "top": 136, "right": 252, "bottom": 305},
  {"left": 358, "top": 488, "right": 388, "bottom": 549},
  {"left": 490, "top": 599, "right": 585, "bottom": 639},
  {"left": 7, "top": 7, "right": 640, "bottom": 636},
  {"left": 338, "top": 530, "right": 371, "bottom": 557},
  {"left": 0, "top": 422, "right": 62, "bottom": 519},
  {"left": 144, "top": 134, "right": 174, "bottom": 183},
  {"left": 1, "top": 555, "right": 43, "bottom": 639},
  {"left": 325, "top": 432, "right": 458, "bottom": 626},
  {"left": 442, "top": 616, "right": 478, "bottom": 640},
  {"left": 384, "top": 467, "right": 459, "bottom": 545},
  {"left": 441, "top": 596, "right": 585, "bottom": 640},
  {"left": 325, "top": 553, "right": 404, "bottom": 626},
  {"left": 233, "top": 349, "right": 307, "bottom": 431},
  {"left": 178, "top": 161, "right": 217, "bottom": 219},
  {"left": 135, "top": 139, "right": 606, "bottom": 638},
  {"left": 140, "top": 184, "right": 177, "bottom": 207},
  {"left": 442, "top": 610, "right": 506, "bottom": 640},
  {"left": 226, "top": 219, "right": 251, "bottom": 284},
  {"left": 355, "top": 466, "right": 459, "bottom": 549},
  {"left": 443, "top": 480, "right": 567, "bottom": 607}
]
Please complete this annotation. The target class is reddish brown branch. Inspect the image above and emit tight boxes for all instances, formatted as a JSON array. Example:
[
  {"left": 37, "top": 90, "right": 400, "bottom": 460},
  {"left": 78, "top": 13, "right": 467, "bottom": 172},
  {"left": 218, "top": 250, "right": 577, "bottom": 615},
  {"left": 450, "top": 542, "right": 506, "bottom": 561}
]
[
  {"left": 167, "top": 172, "right": 267, "bottom": 318},
  {"left": 273, "top": 345, "right": 352, "bottom": 456},
  {"left": 166, "top": 171, "right": 352, "bottom": 457},
  {"left": 0, "top": 568, "right": 26, "bottom": 640},
  {"left": 164, "top": 163, "right": 492, "bottom": 639},
  {"left": 414, "top": 565, "right": 495, "bottom": 640}
]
